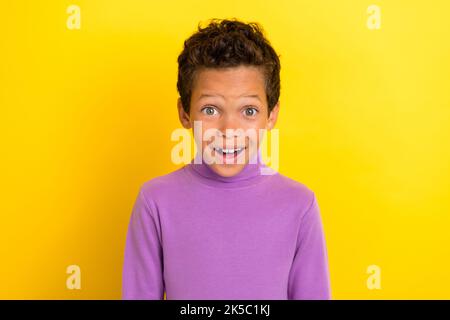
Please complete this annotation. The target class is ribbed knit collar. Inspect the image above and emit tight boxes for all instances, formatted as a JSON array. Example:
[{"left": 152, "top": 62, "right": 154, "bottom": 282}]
[{"left": 183, "top": 149, "right": 276, "bottom": 189}]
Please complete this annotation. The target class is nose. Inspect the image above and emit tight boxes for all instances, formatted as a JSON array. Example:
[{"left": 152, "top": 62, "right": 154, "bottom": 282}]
[
  {"left": 215, "top": 114, "right": 245, "bottom": 147},
  {"left": 217, "top": 114, "right": 241, "bottom": 137}
]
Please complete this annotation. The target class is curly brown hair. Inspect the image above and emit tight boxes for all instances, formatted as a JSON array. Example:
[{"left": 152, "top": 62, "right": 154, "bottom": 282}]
[{"left": 176, "top": 18, "right": 281, "bottom": 116}]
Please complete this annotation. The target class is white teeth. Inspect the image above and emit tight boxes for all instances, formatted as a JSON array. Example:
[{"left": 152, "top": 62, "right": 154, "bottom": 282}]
[{"left": 214, "top": 147, "right": 244, "bottom": 154}]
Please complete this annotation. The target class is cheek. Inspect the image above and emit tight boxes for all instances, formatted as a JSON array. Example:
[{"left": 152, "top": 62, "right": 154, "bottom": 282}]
[
  {"left": 196, "top": 122, "right": 220, "bottom": 149},
  {"left": 246, "top": 119, "right": 268, "bottom": 143}
]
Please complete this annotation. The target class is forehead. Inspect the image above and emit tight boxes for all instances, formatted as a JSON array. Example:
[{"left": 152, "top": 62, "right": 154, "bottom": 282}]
[{"left": 191, "top": 65, "right": 266, "bottom": 98}]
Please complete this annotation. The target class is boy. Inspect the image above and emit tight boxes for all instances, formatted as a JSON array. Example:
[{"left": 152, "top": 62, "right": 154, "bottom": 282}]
[{"left": 122, "top": 18, "right": 331, "bottom": 300}]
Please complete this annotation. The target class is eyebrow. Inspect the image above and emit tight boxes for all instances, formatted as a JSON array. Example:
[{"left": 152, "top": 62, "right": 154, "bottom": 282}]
[{"left": 198, "top": 93, "right": 261, "bottom": 102}]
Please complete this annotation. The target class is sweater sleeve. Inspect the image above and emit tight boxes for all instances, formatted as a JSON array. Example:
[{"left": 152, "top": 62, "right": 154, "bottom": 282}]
[
  {"left": 122, "top": 187, "right": 165, "bottom": 300},
  {"left": 287, "top": 192, "right": 331, "bottom": 299}
]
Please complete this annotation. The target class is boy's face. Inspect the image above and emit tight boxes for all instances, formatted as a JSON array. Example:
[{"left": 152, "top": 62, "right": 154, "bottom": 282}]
[{"left": 178, "top": 65, "right": 280, "bottom": 177}]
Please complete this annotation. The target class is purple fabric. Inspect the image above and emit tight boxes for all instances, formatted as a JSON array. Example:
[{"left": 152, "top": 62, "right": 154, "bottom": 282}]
[{"left": 122, "top": 152, "right": 331, "bottom": 299}]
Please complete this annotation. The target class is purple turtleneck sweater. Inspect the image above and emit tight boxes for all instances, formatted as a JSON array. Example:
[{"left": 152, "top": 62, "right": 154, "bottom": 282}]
[{"left": 122, "top": 152, "right": 331, "bottom": 300}]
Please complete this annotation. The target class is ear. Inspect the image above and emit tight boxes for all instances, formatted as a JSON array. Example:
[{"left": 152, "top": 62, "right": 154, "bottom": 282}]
[
  {"left": 266, "top": 101, "right": 280, "bottom": 130},
  {"left": 177, "top": 97, "right": 191, "bottom": 129}
]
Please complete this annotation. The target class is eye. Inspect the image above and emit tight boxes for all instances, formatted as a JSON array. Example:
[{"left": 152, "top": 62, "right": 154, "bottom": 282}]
[
  {"left": 201, "top": 106, "right": 218, "bottom": 116},
  {"left": 243, "top": 107, "right": 259, "bottom": 117}
]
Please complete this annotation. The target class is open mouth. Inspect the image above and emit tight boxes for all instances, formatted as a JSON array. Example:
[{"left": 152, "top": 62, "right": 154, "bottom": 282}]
[{"left": 212, "top": 146, "right": 246, "bottom": 162}]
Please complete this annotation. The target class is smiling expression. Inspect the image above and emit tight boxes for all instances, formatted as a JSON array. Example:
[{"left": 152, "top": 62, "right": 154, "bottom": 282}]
[{"left": 178, "top": 65, "right": 280, "bottom": 177}]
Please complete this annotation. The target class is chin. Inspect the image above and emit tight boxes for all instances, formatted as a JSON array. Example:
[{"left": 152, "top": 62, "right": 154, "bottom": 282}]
[{"left": 210, "top": 163, "right": 246, "bottom": 177}]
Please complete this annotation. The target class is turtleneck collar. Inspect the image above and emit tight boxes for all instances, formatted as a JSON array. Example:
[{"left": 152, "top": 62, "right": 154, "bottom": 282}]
[{"left": 183, "top": 148, "right": 277, "bottom": 189}]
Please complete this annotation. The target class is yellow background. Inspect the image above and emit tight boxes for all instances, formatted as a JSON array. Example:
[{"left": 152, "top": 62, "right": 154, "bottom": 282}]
[{"left": 1, "top": 0, "right": 449, "bottom": 299}]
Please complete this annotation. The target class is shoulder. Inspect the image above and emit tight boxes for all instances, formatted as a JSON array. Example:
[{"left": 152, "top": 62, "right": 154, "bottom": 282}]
[
  {"left": 137, "top": 165, "right": 188, "bottom": 205},
  {"left": 269, "top": 171, "right": 317, "bottom": 217}
]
